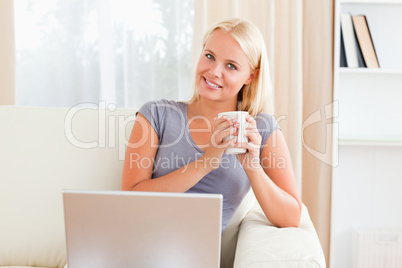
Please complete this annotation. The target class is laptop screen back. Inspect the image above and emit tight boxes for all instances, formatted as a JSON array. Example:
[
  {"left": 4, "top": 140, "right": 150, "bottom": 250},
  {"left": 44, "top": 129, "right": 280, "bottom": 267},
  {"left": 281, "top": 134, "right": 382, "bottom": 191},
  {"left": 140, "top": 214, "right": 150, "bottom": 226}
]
[{"left": 63, "top": 190, "right": 222, "bottom": 268}]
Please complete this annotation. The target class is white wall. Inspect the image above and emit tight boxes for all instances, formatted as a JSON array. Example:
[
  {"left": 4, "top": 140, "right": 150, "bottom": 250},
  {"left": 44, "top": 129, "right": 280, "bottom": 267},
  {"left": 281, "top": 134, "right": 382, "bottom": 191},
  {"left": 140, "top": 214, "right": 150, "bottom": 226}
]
[{"left": 331, "top": 144, "right": 402, "bottom": 268}]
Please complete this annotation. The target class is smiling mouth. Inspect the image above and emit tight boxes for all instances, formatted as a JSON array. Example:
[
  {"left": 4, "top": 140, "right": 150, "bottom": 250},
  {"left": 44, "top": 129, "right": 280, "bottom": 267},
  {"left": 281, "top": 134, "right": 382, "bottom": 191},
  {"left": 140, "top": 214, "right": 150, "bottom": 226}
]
[{"left": 204, "top": 77, "right": 222, "bottom": 89}]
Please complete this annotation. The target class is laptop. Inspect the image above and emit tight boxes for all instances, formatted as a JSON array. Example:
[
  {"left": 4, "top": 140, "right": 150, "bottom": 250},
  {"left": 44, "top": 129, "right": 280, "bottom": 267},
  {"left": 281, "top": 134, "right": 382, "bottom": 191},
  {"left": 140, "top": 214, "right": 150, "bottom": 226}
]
[{"left": 63, "top": 190, "right": 222, "bottom": 268}]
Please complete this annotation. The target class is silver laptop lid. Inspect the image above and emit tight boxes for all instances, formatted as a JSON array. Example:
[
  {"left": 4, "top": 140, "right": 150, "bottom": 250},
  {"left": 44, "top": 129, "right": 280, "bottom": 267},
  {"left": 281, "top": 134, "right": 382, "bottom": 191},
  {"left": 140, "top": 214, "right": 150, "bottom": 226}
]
[{"left": 63, "top": 190, "right": 222, "bottom": 268}]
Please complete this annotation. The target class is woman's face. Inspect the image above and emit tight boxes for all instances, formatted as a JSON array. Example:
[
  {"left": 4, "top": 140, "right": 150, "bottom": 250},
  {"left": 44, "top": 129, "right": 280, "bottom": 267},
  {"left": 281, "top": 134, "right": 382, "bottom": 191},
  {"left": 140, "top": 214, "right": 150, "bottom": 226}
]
[{"left": 196, "top": 29, "right": 256, "bottom": 105}]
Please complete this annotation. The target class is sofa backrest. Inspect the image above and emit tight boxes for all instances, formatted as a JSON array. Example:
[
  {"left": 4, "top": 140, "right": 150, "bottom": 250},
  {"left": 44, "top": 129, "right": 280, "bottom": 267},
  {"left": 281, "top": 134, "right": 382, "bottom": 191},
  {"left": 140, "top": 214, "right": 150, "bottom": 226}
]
[{"left": 0, "top": 106, "right": 137, "bottom": 267}]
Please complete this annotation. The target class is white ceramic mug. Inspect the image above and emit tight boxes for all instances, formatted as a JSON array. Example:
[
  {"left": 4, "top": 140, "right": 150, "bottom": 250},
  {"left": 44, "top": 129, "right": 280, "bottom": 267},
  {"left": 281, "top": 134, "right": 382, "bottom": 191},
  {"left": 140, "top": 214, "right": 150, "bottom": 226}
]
[{"left": 218, "top": 111, "right": 249, "bottom": 154}]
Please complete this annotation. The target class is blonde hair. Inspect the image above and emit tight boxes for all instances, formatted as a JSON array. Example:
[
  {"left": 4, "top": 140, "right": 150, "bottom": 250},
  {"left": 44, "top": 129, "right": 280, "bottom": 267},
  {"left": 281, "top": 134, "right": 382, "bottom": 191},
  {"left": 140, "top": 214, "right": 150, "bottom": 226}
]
[{"left": 188, "top": 18, "right": 274, "bottom": 116}]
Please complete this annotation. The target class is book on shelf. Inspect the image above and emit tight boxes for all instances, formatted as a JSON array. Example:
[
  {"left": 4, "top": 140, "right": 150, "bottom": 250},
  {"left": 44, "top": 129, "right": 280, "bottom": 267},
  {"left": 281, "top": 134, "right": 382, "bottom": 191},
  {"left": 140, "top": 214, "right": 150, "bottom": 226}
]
[
  {"left": 340, "top": 13, "right": 359, "bottom": 68},
  {"left": 339, "top": 29, "right": 347, "bottom": 67},
  {"left": 355, "top": 38, "right": 367, "bottom": 68},
  {"left": 340, "top": 13, "right": 367, "bottom": 68},
  {"left": 352, "top": 15, "right": 380, "bottom": 68}
]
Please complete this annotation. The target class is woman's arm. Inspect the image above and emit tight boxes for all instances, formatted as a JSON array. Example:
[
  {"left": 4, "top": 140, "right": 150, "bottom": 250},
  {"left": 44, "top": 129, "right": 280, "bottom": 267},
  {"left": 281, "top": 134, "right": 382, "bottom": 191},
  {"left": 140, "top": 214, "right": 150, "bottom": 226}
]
[
  {"left": 236, "top": 117, "right": 302, "bottom": 227},
  {"left": 121, "top": 113, "right": 236, "bottom": 192}
]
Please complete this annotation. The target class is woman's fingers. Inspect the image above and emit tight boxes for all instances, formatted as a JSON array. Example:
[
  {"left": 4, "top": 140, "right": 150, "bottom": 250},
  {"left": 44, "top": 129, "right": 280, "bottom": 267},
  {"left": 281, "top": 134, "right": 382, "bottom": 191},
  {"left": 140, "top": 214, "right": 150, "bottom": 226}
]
[
  {"left": 211, "top": 114, "right": 262, "bottom": 151},
  {"left": 212, "top": 116, "right": 239, "bottom": 144},
  {"left": 245, "top": 128, "right": 260, "bottom": 141},
  {"left": 245, "top": 114, "right": 256, "bottom": 128},
  {"left": 211, "top": 125, "right": 237, "bottom": 147},
  {"left": 235, "top": 115, "right": 261, "bottom": 151},
  {"left": 214, "top": 115, "right": 236, "bottom": 131}
]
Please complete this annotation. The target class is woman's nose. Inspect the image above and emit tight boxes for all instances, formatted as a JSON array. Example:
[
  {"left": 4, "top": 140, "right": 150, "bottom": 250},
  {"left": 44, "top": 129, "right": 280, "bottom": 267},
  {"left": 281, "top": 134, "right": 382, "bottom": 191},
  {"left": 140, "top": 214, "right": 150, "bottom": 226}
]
[{"left": 209, "top": 63, "right": 223, "bottom": 78}]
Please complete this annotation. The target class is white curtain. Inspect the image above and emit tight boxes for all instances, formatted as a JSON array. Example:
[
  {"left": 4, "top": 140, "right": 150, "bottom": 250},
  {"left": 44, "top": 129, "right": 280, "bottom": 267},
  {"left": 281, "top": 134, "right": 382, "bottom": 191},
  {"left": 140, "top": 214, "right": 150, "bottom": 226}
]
[{"left": 14, "top": 0, "right": 194, "bottom": 108}]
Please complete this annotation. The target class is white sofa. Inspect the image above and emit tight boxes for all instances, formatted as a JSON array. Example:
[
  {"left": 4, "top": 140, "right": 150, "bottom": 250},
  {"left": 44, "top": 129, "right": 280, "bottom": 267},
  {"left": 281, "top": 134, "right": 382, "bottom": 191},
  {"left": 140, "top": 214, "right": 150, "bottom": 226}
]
[{"left": 0, "top": 106, "right": 326, "bottom": 268}]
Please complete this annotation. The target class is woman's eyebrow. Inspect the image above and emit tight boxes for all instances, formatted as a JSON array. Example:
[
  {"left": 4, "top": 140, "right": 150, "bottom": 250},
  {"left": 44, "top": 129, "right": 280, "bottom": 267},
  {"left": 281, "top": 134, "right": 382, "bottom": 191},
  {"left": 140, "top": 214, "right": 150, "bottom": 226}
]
[
  {"left": 204, "top": 49, "right": 241, "bottom": 67},
  {"left": 205, "top": 49, "right": 215, "bottom": 55}
]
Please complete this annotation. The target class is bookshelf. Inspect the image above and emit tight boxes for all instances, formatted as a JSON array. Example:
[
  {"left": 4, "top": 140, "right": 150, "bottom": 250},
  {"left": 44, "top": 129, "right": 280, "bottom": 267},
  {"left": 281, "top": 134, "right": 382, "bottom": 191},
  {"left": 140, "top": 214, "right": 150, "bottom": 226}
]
[
  {"left": 339, "top": 67, "right": 402, "bottom": 75},
  {"left": 334, "top": 0, "right": 402, "bottom": 143},
  {"left": 331, "top": 1, "right": 402, "bottom": 268}
]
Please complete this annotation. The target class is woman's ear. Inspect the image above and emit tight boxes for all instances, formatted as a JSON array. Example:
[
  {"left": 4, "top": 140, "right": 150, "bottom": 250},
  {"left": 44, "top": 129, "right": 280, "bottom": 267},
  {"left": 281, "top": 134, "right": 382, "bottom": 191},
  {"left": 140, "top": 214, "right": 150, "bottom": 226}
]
[{"left": 244, "top": 69, "right": 259, "bottom": 85}]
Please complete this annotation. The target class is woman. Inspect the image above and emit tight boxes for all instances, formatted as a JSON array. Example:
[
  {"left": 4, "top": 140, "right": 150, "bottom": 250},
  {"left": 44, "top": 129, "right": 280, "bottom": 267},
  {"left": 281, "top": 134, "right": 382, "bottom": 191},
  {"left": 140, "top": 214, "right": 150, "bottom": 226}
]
[{"left": 122, "top": 18, "right": 301, "bottom": 230}]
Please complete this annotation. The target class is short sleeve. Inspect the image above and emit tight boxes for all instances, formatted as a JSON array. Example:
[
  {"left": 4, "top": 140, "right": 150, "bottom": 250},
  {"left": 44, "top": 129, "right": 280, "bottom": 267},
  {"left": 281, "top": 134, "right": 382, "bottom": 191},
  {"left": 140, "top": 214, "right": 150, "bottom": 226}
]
[
  {"left": 136, "top": 100, "right": 166, "bottom": 141},
  {"left": 255, "top": 113, "right": 281, "bottom": 154}
]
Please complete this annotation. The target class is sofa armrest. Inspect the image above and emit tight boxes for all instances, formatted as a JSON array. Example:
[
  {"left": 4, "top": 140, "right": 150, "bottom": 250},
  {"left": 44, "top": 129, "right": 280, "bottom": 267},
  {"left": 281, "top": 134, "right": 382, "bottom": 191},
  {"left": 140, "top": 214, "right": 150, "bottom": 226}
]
[{"left": 233, "top": 203, "right": 326, "bottom": 268}]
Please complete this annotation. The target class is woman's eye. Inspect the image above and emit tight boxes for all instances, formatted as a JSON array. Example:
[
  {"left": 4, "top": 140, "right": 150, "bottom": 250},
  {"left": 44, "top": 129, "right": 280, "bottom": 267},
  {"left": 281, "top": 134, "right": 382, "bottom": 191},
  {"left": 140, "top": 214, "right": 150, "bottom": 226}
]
[
  {"left": 227, "top": 63, "right": 237, "bottom": 70},
  {"left": 206, "top": 54, "right": 214, "bottom": 60}
]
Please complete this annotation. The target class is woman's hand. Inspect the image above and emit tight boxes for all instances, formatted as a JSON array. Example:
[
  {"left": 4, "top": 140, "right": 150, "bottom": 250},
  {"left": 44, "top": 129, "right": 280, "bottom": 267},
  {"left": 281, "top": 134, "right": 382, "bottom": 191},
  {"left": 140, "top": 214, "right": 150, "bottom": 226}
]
[
  {"left": 235, "top": 115, "right": 262, "bottom": 172},
  {"left": 203, "top": 116, "right": 237, "bottom": 169}
]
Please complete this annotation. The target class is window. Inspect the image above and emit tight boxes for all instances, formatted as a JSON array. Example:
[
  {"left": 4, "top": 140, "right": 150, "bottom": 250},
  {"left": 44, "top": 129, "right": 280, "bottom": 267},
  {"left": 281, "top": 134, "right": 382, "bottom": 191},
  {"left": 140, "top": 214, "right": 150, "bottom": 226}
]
[{"left": 14, "top": 0, "right": 194, "bottom": 108}]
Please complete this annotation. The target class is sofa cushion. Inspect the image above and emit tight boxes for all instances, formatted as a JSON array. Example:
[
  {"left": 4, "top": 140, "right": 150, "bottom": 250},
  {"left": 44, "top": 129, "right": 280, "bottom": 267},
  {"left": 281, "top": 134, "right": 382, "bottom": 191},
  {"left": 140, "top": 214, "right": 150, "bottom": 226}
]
[
  {"left": 1, "top": 267, "right": 50, "bottom": 268},
  {"left": 234, "top": 203, "right": 326, "bottom": 267},
  {"left": 220, "top": 188, "right": 256, "bottom": 268},
  {"left": 0, "top": 107, "right": 136, "bottom": 267}
]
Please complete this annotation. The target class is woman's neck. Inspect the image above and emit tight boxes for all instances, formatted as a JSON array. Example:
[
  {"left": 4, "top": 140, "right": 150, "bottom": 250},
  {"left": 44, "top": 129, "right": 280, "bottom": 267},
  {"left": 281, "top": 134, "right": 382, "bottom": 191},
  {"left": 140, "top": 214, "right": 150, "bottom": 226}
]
[{"left": 188, "top": 98, "right": 237, "bottom": 122}]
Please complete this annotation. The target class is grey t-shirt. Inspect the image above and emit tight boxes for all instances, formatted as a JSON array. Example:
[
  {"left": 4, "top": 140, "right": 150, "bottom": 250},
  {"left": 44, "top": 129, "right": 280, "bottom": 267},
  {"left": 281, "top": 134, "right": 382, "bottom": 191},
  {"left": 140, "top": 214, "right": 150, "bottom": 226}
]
[{"left": 137, "top": 99, "right": 280, "bottom": 231}]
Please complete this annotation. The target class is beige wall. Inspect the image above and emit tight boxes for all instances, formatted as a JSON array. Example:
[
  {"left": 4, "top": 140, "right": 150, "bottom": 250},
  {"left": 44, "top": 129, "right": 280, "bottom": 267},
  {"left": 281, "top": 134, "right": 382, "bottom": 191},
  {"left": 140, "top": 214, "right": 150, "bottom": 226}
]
[{"left": 0, "top": 0, "right": 15, "bottom": 105}]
